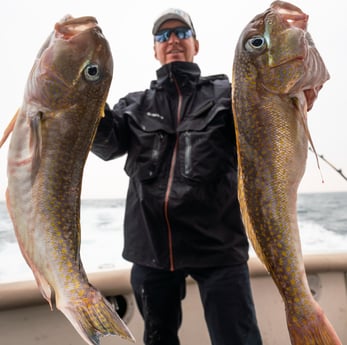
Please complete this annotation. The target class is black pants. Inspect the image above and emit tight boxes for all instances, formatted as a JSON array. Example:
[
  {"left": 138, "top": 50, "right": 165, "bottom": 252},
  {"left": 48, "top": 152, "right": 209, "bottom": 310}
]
[{"left": 130, "top": 263, "right": 262, "bottom": 345}]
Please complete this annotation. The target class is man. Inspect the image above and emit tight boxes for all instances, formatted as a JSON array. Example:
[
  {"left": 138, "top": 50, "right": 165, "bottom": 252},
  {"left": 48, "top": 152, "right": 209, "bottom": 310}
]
[{"left": 92, "top": 8, "right": 262, "bottom": 345}]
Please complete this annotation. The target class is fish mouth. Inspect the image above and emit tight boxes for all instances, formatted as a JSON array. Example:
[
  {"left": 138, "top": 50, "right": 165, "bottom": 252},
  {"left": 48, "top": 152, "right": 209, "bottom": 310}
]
[
  {"left": 265, "top": 2, "right": 308, "bottom": 68},
  {"left": 271, "top": 1, "right": 308, "bottom": 30},
  {"left": 54, "top": 15, "right": 99, "bottom": 39}
]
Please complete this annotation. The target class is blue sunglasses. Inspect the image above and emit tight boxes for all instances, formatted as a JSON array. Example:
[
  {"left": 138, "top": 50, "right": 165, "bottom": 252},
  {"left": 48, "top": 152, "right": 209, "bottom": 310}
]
[{"left": 154, "top": 27, "right": 193, "bottom": 43}]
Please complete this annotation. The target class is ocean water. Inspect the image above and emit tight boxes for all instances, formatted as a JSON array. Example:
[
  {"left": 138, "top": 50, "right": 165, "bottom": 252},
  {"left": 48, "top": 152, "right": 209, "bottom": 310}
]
[{"left": 0, "top": 192, "right": 346, "bottom": 283}]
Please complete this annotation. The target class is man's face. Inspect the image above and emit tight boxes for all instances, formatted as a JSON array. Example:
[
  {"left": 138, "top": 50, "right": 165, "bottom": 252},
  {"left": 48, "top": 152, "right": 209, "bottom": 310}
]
[{"left": 153, "top": 20, "right": 199, "bottom": 65}]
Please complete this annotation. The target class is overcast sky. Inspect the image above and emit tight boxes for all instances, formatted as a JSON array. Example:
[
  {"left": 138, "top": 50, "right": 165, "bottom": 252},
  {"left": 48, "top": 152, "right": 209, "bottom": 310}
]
[{"left": 0, "top": 0, "right": 346, "bottom": 200}]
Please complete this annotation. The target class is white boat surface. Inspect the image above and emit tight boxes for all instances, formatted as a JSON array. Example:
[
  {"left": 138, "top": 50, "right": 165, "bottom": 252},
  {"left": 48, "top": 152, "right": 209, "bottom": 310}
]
[{"left": 1, "top": 253, "right": 346, "bottom": 344}]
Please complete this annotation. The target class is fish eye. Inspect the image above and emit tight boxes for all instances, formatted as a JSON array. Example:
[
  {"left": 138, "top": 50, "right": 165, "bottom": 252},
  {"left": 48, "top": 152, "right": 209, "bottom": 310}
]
[
  {"left": 245, "top": 35, "right": 266, "bottom": 52},
  {"left": 84, "top": 63, "right": 101, "bottom": 81}
]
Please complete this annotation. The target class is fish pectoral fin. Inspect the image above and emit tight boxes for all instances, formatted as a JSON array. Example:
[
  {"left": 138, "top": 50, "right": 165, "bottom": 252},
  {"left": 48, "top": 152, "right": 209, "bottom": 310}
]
[
  {"left": 0, "top": 109, "right": 20, "bottom": 148},
  {"left": 29, "top": 111, "right": 44, "bottom": 179},
  {"left": 293, "top": 93, "right": 324, "bottom": 182},
  {"left": 57, "top": 285, "right": 135, "bottom": 344}
]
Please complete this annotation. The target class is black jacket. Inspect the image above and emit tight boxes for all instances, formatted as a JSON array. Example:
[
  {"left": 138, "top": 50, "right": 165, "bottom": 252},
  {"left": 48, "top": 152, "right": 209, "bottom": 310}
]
[{"left": 92, "top": 61, "right": 249, "bottom": 271}]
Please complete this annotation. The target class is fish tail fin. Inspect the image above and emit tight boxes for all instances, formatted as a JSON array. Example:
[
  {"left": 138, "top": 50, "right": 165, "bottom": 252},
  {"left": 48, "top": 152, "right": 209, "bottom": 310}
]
[
  {"left": 287, "top": 305, "right": 342, "bottom": 345},
  {"left": 57, "top": 285, "right": 135, "bottom": 345}
]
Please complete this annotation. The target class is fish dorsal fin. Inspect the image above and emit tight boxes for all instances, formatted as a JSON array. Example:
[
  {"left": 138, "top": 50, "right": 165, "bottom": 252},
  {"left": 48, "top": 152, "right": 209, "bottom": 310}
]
[{"left": 0, "top": 109, "right": 20, "bottom": 148}]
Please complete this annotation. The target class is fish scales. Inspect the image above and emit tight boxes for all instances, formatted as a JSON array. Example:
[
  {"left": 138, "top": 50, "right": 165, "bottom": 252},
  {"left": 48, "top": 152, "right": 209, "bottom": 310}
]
[
  {"left": 0, "top": 15, "right": 134, "bottom": 345},
  {"left": 232, "top": 1, "right": 341, "bottom": 344}
]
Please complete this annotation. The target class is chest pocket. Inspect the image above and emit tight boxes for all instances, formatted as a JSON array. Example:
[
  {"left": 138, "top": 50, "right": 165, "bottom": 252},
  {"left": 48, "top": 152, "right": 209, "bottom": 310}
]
[
  {"left": 124, "top": 110, "right": 174, "bottom": 181},
  {"left": 177, "top": 102, "right": 236, "bottom": 182}
]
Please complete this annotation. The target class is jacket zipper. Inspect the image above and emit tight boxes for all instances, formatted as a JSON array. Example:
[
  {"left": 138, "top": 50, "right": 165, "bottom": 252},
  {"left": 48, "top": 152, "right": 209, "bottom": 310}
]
[{"left": 164, "top": 76, "right": 182, "bottom": 271}]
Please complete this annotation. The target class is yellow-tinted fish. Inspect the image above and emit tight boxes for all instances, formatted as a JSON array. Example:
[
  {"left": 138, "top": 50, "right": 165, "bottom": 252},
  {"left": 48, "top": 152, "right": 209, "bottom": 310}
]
[
  {"left": 232, "top": 1, "right": 341, "bottom": 344},
  {"left": 0, "top": 16, "right": 134, "bottom": 345}
]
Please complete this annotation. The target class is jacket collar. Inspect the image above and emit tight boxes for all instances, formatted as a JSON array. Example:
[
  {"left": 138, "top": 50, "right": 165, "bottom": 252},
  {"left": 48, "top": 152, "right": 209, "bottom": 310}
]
[{"left": 151, "top": 62, "right": 201, "bottom": 92}]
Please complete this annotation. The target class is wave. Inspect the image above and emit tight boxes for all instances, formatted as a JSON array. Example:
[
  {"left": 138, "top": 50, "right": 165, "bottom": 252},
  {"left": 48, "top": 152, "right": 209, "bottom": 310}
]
[{"left": 0, "top": 193, "right": 346, "bottom": 283}]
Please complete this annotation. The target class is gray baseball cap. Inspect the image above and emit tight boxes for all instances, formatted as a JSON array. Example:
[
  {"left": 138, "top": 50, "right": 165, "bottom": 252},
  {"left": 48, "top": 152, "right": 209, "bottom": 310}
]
[{"left": 152, "top": 8, "right": 196, "bottom": 36}]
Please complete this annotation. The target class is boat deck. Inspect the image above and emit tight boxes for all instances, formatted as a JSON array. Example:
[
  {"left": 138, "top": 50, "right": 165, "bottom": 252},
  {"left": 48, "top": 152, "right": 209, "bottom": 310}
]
[{"left": 1, "top": 253, "right": 346, "bottom": 344}]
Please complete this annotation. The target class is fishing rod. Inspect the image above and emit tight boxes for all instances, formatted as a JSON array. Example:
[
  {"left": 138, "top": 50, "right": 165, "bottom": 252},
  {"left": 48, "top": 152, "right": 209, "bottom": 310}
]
[{"left": 309, "top": 147, "right": 347, "bottom": 182}]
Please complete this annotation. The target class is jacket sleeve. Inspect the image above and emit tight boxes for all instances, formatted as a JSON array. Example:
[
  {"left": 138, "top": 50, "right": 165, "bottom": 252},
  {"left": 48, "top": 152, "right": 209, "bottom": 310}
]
[{"left": 91, "top": 98, "right": 130, "bottom": 161}]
